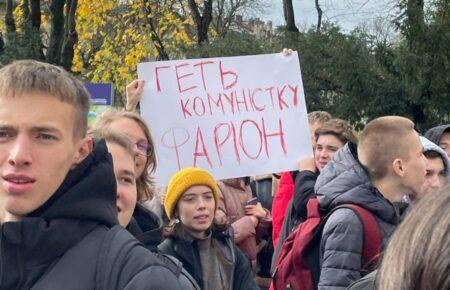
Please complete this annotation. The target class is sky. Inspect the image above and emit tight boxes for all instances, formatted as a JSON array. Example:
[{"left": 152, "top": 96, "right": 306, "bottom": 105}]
[{"left": 260, "top": 0, "right": 398, "bottom": 32}]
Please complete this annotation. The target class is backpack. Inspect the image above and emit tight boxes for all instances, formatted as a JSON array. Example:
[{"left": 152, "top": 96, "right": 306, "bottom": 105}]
[{"left": 271, "top": 198, "right": 381, "bottom": 290}]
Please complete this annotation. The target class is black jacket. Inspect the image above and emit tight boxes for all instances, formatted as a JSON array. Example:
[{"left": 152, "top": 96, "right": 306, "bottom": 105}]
[
  {"left": 127, "top": 203, "right": 163, "bottom": 252},
  {"left": 127, "top": 204, "right": 200, "bottom": 290},
  {"left": 158, "top": 228, "right": 259, "bottom": 290},
  {"left": 0, "top": 140, "right": 182, "bottom": 290}
]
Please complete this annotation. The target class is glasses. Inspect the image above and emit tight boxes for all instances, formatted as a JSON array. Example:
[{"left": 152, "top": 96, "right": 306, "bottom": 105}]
[{"left": 135, "top": 141, "right": 153, "bottom": 156}]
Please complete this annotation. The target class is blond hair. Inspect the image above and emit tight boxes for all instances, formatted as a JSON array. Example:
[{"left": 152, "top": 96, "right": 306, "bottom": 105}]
[
  {"left": 358, "top": 116, "right": 415, "bottom": 181},
  {"left": 89, "top": 128, "right": 135, "bottom": 158},
  {"left": 0, "top": 60, "right": 90, "bottom": 138},
  {"left": 91, "top": 108, "right": 156, "bottom": 202},
  {"left": 377, "top": 184, "right": 450, "bottom": 289}
]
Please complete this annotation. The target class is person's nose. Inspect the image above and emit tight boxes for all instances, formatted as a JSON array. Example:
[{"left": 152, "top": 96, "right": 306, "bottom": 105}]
[
  {"left": 197, "top": 197, "right": 207, "bottom": 210},
  {"left": 8, "top": 135, "right": 32, "bottom": 168},
  {"left": 429, "top": 175, "right": 441, "bottom": 189}
]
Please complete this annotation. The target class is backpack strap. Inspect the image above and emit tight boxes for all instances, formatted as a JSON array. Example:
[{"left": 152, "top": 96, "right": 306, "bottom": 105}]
[
  {"left": 330, "top": 204, "right": 382, "bottom": 266},
  {"left": 95, "top": 225, "right": 123, "bottom": 290},
  {"left": 159, "top": 254, "right": 201, "bottom": 290}
]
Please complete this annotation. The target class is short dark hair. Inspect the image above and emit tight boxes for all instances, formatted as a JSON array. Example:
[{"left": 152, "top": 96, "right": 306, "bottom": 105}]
[{"left": 424, "top": 150, "right": 442, "bottom": 160}]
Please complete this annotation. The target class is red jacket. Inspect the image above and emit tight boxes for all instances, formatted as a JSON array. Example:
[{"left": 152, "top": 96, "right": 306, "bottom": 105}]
[{"left": 271, "top": 172, "right": 295, "bottom": 247}]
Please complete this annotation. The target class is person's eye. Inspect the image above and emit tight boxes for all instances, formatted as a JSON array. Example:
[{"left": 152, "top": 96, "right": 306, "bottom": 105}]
[
  {"left": 439, "top": 171, "right": 446, "bottom": 176},
  {"left": 0, "top": 131, "right": 13, "bottom": 140},
  {"left": 119, "top": 176, "right": 135, "bottom": 185},
  {"left": 205, "top": 194, "right": 214, "bottom": 200},
  {"left": 124, "top": 177, "right": 135, "bottom": 184},
  {"left": 426, "top": 170, "right": 432, "bottom": 177},
  {"left": 37, "top": 133, "right": 57, "bottom": 141},
  {"left": 135, "top": 141, "right": 152, "bottom": 155}
]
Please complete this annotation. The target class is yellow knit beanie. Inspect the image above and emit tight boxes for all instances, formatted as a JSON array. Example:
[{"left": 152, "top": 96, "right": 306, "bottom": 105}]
[{"left": 164, "top": 167, "right": 220, "bottom": 219}]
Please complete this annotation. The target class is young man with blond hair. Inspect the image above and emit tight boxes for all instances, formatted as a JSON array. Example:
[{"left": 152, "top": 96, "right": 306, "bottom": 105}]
[
  {"left": 314, "top": 116, "right": 427, "bottom": 289},
  {"left": 0, "top": 60, "right": 181, "bottom": 289}
]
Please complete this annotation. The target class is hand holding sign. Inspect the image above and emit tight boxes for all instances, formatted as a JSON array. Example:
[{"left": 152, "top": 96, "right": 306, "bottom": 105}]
[{"left": 125, "top": 79, "right": 145, "bottom": 111}]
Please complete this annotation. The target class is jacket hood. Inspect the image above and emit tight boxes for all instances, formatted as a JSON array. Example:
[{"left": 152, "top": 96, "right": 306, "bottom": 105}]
[
  {"left": 127, "top": 203, "right": 163, "bottom": 252},
  {"left": 1, "top": 139, "right": 118, "bottom": 286},
  {"left": 27, "top": 139, "right": 118, "bottom": 224},
  {"left": 421, "top": 136, "right": 450, "bottom": 176},
  {"left": 424, "top": 124, "right": 450, "bottom": 145},
  {"left": 315, "top": 143, "right": 398, "bottom": 223}
]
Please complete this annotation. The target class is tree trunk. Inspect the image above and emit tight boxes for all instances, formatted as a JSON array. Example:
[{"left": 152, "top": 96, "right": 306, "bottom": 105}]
[
  {"left": 406, "top": 0, "right": 425, "bottom": 47},
  {"left": 29, "top": 0, "right": 45, "bottom": 60},
  {"left": 187, "top": 0, "right": 213, "bottom": 44},
  {"left": 315, "top": 0, "right": 322, "bottom": 33},
  {"left": 283, "top": 0, "right": 298, "bottom": 33},
  {"left": 47, "top": 0, "right": 65, "bottom": 64},
  {"left": 60, "top": 0, "right": 78, "bottom": 71},
  {"left": 30, "top": 0, "right": 41, "bottom": 30},
  {"left": 5, "top": 0, "right": 16, "bottom": 34}
]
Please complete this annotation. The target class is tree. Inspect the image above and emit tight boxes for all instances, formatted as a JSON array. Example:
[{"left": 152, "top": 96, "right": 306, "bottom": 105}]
[
  {"left": 282, "top": 0, "right": 298, "bottom": 33},
  {"left": 73, "top": 0, "right": 195, "bottom": 105},
  {"left": 187, "top": 0, "right": 213, "bottom": 44},
  {"left": 212, "top": 0, "right": 267, "bottom": 37},
  {"left": 315, "top": 0, "right": 322, "bottom": 32},
  {"left": 5, "top": 0, "right": 16, "bottom": 34},
  {"left": 1, "top": 0, "right": 79, "bottom": 68},
  {"left": 60, "top": 0, "right": 78, "bottom": 71}
]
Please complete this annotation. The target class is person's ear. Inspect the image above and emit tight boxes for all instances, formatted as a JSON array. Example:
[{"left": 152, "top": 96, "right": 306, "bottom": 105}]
[
  {"left": 392, "top": 158, "right": 405, "bottom": 177},
  {"left": 71, "top": 136, "right": 93, "bottom": 169}
]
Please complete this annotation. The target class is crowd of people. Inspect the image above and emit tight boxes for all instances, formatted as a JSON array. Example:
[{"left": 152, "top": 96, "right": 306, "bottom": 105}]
[{"left": 0, "top": 59, "right": 449, "bottom": 290}]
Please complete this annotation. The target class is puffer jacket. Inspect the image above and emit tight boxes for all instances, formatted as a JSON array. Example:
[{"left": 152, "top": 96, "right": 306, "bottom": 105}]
[
  {"left": 215, "top": 178, "right": 271, "bottom": 268},
  {"left": 315, "top": 143, "right": 401, "bottom": 290}
]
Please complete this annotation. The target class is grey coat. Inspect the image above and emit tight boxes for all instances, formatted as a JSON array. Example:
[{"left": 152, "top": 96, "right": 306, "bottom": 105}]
[{"left": 314, "top": 143, "right": 400, "bottom": 290}]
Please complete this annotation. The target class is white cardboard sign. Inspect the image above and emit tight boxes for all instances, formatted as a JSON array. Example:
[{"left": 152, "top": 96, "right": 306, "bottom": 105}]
[{"left": 137, "top": 52, "right": 312, "bottom": 185}]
